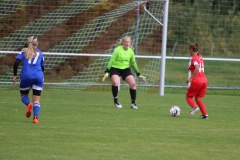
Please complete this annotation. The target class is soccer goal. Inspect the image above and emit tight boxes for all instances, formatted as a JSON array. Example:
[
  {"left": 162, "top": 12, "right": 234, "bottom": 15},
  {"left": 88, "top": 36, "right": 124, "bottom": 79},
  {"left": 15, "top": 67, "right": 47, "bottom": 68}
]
[{"left": 0, "top": 0, "right": 169, "bottom": 95}]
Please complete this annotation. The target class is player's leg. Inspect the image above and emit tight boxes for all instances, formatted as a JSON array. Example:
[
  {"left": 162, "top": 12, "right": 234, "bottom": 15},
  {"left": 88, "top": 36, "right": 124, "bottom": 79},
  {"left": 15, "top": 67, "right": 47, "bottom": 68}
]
[
  {"left": 32, "top": 77, "right": 44, "bottom": 123},
  {"left": 20, "top": 79, "right": 33, "bottom": 118},
  {"left": 186, "top": 82, "right": 200, "bottom": 116},
  {"left": 123, "top": 69, "right": 138, "bottom": 109},
  {"left": 32, "top": 90, "right": 41, "bottom": 123},
  {"left": 196, "top": 82, "right": 208, "bottom": 119},
  {"left": 110, "top": 68, "right": 122, "bottom": 108}
]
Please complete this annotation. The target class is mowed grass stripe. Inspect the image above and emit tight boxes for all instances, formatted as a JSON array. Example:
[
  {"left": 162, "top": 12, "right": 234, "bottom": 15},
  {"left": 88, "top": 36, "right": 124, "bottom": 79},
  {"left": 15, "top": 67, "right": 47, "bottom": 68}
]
[{"left": 0, "top": 89, "right": 240, "bottom": 160}]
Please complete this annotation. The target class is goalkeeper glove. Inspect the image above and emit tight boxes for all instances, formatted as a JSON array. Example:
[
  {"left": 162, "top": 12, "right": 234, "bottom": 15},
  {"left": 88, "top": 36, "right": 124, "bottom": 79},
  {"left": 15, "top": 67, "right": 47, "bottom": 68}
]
[
  {"left": 101, "top": 69, "right": 109, "bottom": 82},
  {"left": 101, "top": 73, "right": 109, "bottom": 82},
  {"left": 138, "top": 75, "right": 146, "bottom": 83}
]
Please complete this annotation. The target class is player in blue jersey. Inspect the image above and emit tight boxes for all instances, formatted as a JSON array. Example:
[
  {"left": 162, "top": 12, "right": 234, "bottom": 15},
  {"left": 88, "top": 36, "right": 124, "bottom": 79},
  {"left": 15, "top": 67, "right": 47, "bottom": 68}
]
[{"left": 13, "top": 36, "right": 44, "bottom": 124}]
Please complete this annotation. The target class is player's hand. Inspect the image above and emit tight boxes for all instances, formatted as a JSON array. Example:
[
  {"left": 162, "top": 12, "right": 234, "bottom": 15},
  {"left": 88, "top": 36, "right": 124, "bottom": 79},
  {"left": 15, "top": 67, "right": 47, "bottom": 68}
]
[
  {"left": 186, "top": 78, "right": 192, "bottom": 84},
  {"left": 138, "top": 75, "right": 146, "bottom": 83},
  {"left": 12, "top": 76, "right": 17, "bottom": 83},
  {"left": 101, "top": 72, "right": 109, "bottom": 82}
]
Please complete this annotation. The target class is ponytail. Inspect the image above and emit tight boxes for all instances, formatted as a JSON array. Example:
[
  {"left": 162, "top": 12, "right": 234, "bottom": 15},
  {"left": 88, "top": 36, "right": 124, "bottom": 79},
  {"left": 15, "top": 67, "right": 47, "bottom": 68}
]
[{"left": 23, "top": 36, "right": 38, "bottom": 60}]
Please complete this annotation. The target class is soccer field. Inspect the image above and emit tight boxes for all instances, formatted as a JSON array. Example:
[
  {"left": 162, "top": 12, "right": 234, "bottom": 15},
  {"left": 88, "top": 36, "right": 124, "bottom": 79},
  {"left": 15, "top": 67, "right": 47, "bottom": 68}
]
[{"left": 0, "top": 89, "right": 240, "bottom": 160}]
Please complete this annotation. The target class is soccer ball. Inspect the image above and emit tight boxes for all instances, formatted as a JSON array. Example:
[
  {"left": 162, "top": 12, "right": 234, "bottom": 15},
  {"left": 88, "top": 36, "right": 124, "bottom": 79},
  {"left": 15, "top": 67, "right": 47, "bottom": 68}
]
[{"left": 170, "top": 106, "right": 181, "bottom": 117}]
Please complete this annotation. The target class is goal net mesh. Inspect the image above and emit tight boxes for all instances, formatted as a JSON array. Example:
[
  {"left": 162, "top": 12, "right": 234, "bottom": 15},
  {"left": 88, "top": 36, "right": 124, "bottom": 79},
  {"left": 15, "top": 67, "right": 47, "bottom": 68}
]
[{"left": 0, "top": 0, "right": 166, "bottom": 92}]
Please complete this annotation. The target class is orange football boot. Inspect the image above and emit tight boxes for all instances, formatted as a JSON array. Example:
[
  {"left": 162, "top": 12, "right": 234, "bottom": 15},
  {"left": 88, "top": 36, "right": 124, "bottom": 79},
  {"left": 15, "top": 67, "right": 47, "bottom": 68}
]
[
  {"left": 33, "top": 117, "right": 39, "bottom": 124},
  {"left": 25, "top": 103, "right": 33, "bottom": 118}
]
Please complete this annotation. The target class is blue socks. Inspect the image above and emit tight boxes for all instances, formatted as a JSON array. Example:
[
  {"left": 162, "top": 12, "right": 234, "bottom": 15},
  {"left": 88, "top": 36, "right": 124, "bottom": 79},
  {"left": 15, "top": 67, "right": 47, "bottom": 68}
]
[
  {"left": 21, "top": 95, "right": 30, "bottom": 106},
  {"left": 21, "top": 96, "right": 41, "bottom": 118},
  {"left": 33, "top": 103, "right": 41, "bottom": 117}
]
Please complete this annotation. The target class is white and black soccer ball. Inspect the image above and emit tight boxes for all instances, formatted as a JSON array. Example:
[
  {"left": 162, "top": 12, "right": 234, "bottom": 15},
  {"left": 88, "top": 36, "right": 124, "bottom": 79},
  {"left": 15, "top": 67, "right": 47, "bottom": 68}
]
[{"left": 170, "top": 106, "right": 181, "bottom": 117}]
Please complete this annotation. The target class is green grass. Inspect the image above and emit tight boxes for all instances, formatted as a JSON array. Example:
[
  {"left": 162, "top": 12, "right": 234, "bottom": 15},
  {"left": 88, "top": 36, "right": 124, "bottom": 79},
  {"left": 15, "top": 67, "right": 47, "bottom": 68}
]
[
  {"left": 165, "top": 59, "right": 240, "bottom": 87},
  {"left": 0, "top": 89, "right": 240, "bottom": 160}
]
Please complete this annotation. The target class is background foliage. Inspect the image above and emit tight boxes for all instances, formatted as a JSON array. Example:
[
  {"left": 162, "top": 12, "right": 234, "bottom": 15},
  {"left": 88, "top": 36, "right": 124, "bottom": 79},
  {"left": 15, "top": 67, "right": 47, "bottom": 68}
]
[
  {"left": 168, "top": 0, "right": 240, "bottom": 57},
  {"left": 0, "top": 0, "right": 239, "bottom": 57}
]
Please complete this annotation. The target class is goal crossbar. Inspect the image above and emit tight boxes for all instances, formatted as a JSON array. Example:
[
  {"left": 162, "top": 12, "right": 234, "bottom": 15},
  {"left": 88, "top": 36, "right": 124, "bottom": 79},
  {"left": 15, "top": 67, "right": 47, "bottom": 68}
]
[{"left": 2, "top": 51, "right": 240, "bottom": 62}]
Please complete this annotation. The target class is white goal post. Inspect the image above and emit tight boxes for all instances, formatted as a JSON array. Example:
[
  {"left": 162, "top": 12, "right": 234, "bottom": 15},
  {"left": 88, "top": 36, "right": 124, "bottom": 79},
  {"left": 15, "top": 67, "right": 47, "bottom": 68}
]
[{"left": 139, "top": 0, "right": 169, "bottom": 95}]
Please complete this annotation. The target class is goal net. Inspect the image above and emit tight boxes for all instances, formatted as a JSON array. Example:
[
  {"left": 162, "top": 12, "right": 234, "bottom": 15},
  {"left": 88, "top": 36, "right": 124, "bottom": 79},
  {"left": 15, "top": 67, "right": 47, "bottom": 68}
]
[
  {"left": 0, "top": 0, "right": 168, "bottom": 93},
  {"left": 1, "top": 0, "right": 239, "bottom": 92}
]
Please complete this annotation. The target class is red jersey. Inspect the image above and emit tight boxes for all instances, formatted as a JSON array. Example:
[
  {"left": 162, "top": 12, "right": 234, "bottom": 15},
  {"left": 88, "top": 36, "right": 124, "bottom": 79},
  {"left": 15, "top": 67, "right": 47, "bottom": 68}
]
[{"left": 188, "top": 54, "right": 207, "bottom": 83}]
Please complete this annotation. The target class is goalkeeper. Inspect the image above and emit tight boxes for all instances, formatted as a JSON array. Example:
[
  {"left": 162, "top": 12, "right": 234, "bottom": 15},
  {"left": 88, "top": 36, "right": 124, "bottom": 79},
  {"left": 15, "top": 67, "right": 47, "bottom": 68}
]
[{"left": 102, "top": 36, "right": 146, "bottom": 109}]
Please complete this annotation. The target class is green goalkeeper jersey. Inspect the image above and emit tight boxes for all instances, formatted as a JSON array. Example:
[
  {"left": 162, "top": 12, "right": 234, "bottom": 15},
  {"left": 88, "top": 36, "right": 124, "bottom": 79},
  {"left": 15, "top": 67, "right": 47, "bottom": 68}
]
[{"left": 107, "top": 45, "right": 140, "bottom": 74}]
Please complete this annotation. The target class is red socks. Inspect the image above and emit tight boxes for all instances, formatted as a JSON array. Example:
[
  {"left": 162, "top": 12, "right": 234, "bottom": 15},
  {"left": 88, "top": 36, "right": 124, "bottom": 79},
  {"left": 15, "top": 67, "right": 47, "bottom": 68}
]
[
  {"left": 186, "top": 97, "right": 196, "bottom": 108},
  {"left": 196, "top": 99, "right": 207, "bottom": 116},
  {"left": 187, "top": 97, "right": 208, "bottom": 116}
]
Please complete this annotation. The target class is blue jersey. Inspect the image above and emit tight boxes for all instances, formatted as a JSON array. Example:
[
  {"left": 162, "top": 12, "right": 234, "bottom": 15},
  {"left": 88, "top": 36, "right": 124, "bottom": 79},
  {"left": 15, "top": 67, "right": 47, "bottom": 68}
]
[{"left": 16, "top": 48, "right": 44, "bottom": 80}]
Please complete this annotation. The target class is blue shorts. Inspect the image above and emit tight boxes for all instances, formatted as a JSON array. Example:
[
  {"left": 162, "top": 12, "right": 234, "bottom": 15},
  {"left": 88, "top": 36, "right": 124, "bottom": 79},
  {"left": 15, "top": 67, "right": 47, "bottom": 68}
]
[{"left": 20, "top": 78, "right": 44, "bottom": 91}]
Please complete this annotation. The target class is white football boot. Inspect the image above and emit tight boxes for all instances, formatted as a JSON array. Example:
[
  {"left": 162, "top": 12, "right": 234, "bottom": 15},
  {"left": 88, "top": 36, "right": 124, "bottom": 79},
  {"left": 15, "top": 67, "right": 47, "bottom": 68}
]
[
  {"left": 130, "top": 103, "right": 138, "bottom": 109},
  {"left": 188, "top": 107, "right": 200, "bottom": 116},
  {"left": 114, "top": 102, "right": 122, "bottom": 109}
]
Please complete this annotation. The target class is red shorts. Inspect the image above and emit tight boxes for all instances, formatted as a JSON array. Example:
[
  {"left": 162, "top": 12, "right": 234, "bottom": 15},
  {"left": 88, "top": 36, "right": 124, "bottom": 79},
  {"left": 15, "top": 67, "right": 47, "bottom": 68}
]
[{"left": 187, "top": 80, "right": 207, "bottom": 98}]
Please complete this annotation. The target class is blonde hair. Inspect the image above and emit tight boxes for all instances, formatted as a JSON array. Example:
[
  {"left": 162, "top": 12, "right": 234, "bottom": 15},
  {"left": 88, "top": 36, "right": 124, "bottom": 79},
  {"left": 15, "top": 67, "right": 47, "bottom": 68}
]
[
  {"left": 116, "top": 36, "right": 134, "bottom": 50},
  {"left": 23, "top": 36, "right": 38, "bottom": 60}
]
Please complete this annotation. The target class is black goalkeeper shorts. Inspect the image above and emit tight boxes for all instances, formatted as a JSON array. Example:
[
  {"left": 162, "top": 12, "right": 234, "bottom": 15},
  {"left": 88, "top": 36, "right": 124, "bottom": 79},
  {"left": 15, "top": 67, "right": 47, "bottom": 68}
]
[{"left": 110, "top": 67, "right": 133, "bottom": 80}]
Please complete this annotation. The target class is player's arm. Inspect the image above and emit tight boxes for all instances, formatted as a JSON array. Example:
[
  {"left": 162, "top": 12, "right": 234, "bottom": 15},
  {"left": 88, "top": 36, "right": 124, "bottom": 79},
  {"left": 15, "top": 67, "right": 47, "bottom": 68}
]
[
  {"left": 186, "top": 62, "right": 199, "bottom": 83},
  {"left": 106, "top": 49, "right": 118, "bottom": 70},
  {"left": 41, "top": 54, "right": 45, "bottom": 73},
  {"left": 130, "top": 52, "right": 140, "bottom": 74},
  {"left": 191, "top": 64, "right": 199, "bottom": 78},
  {"left": 41, "top": 66, "right": 44, "bottom": 73},
  {"left": 101, "top": 49, "right": 118, "bottom": 81},
  {"left": 13, "top": 58, "right": 21, "bottom": 83},
  {"left": 130, "top": 53, "right": 146, "bottom": 83}
]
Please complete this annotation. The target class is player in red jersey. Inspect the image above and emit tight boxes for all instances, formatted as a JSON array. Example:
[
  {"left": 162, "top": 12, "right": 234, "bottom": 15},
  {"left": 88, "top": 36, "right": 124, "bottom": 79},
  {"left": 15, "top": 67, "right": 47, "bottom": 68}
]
[{"left": 186, "top": 43, "right": 208, "bottom": 119}]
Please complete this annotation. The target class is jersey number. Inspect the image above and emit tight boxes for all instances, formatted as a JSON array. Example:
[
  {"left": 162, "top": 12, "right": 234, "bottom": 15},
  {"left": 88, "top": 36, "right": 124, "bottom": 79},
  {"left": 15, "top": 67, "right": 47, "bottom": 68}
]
[
  {"left": 28, "top": 52, "right": 39, "bottom": 64},
  {"left": 199, "top": 62, "right": 204, "bottom": 73}
]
